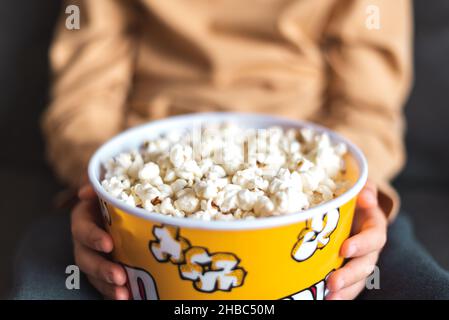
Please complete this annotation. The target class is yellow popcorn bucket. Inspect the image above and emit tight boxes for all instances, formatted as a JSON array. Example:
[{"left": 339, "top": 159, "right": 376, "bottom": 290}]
[{"left": 88, "top": 113, "right": 367, "bottom": 300}]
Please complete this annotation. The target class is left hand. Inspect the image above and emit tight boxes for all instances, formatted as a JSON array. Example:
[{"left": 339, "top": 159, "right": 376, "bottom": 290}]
[{"left": 325, "top": 180, "right": 387, "bottom": 300}]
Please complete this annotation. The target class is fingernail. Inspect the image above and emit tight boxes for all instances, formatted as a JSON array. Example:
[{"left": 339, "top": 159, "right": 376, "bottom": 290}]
[
  {"left": 345, "top": 244, "right": 357, "bottom": 258},
  {"left": 116, "top": 272, "right": 127, "bottom": 286},
  {"left": 106, "top": 272, "right": 114, "bottom": 284},
  {"left": 94, "top": 240, "right": 103, "bottom": 251},
  {"left": 116, "top": 288, "right": 129, "bottom": 300}
]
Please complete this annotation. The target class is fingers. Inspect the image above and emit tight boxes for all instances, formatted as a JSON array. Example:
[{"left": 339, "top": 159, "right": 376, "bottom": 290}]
[
  {"left": 71, "top": 200, "right": 113, "bottom": 253},
  {"left": 326, "top": 252, "right": 378, "bottom": 293},
  {"left": 326, "top": 181, "right": 386, "bottom": 300},
  {"left": 357, "top": 180, "right": 378, "bottom": 210},
  {"left": 88, "top": 276, "right": 129, "bottom": 300},
  {"left": 74, "top": 242, "right": 127, "bottom": 287},
  {"left": 78, "top": 184, "right": 97, "bottom": 201},
  {"left": 75, "top": 244, "right": 128, "bottom": 300},
  {"left": 72, "top": 192, "right": 129, "bottom": 300},
  {"left": 326, "top": 278, "right": 366, "bottom": 300},
  {"left": 343, "top": 208, "right": 387, "bottom": 258}
]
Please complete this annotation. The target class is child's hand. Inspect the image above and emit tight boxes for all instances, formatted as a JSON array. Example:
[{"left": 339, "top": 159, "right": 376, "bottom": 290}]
[
  {"left": 326, "top": 180, "right": 387, "bottom": 300},
  {"left": 71, "top": 183, "right": 129, "bottom": 300}
]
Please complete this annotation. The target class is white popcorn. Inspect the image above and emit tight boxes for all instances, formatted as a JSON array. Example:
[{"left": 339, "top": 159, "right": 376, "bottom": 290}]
[
  {"left": 117, "top": 191, "right": 136, "bottom": 207},
  {"left": 232, "top": 168, "right": 268, "bottom": 191},
  {"left": 142, "top": 199, "right": 154, "bottom": 212},
  {"left": 101, "top": 123, "right": 348, "bottom": 220},
  {"left": 194, "top": 180, "right": 218, "bottom": 199},
  {"left": 169, "top": 144, "right": 193, "bottom": 168},
  {"left": 199, "top": 158, "right": 214, "bottom": 175},
  {"left": 174, "top": 188, "right": 200, "bottom": 213},
  {"left": 214, "top": 178, "right": 230, "bottom": 189},
  {"left": 127, "top": 152, "right": 144, "bottom": 179},
  {"left": 272, "top": 189, "right": 309, "bottom": 214},
  {"left": 163, "top": 168, "right": 177, "bottom": 183},
  {"left": 171, "top": 179, "right": 188, "bottom": 193},
  {"left": 175, "top": 160, "right": 202, "bottom": 181},
  {"left": 316, "top": 185, "right": 334, "bottom": 202},
  {"left": 206, "top": 165, "right": 227, "bottom": 179},
  {"left": 145, "top": 139, "right": 170, "bottom": 156},
  {"left": 220, "top": 189, "right": 240, "bottom": 213},
  {"left": 237, "top": 189, "right": 258, "bottom": 211},
  {"left": 157, "top": 184, "right": 173, "bottom": 198},
  {"left": 133, "top": 183, "right": 162, "bottom": 202},
  {"left": 101, "top": 176, "right": 131, "bottom": 197},
  {"left": 188, "top": 211, "right": 213, "bottom": 221},
  {"left": 159, "top": 198, "right": 181, "bottom": 216},
  {"left": 138, "top": 162, "right": 160, "bottom": 181},
  {"left": 301, "top": 167, "right": 326, "bottom": 192},
  {"left": 213, "top": 213, "right": 236, "bottom": 221},
  {"left": 254, "top": 195, "right": 275, "bottom": 217},
  {"left": 149, "top": 175, "right": 164, "bottom": 186}
]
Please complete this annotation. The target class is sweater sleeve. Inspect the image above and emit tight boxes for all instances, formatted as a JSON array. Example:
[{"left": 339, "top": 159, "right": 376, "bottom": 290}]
[
  {"left": 42, "top": 0, "right": 137, "bottom": 188},
  {"left": 316, "top": 0, "right": 413, "bottom": 218}
]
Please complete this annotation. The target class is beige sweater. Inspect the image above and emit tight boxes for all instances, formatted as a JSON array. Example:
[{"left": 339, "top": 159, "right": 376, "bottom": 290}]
[{"left": 42, "top": 0, "right": 413, "bottom": 219}]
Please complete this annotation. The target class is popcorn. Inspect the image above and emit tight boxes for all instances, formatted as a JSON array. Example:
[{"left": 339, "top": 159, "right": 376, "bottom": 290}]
[
  {"left": 164, "top": 169, "right": 177, "bottom": 183},
  {"left": 159, "top": 198, "right": 183, "bottom": 217},
  {"left": 232, "top": 168, "right": 269, "bottom": 191},
  {"left": 101, "top": 123, "right": 348, "bottom": 220},
  {"left": 174, "top": 188, "right": 200, "bottom": 213},
  {"left": 101, "top": 175, "right": 131, "bottom": 197},
  {"left": 170, "top": 144, "right": 193, "bottom": 168},
  {"left": 272, "top": 189, "right": 309, "bottom": 214},
  {"left": 188, "top": 211, "right": 213, "bottom": 221},
  {"left": 133, "top": 183, "right": 162, "bottom": 204},
  {"left": 117, "top": 191, "right": 136, "bottom": 207},
  {"left": 254, "top": 195, "right": 275, "bottom": 217},
  {"left": 301, "top": 166, "right": 326, "bottom": 193},
  {"left": 138, "top": 162, "right": 160, "bottom": 181},
  {"left": 193, "top": 180, "right": 218, "bottom": 199},
  {"left": 219, "top": 189, "right": 240, "bottom": 213},
  {"left": 206, "top": 165, "right": 227, "bottom": 179},
  {"left": 127, "top": 152, "right": 144, "bottom": 179},
  {"left": 171, "top": 179, "right": 188, "bottom": 193},
  {"left": 237, "top": 189, "right": 258, "bottom": 211},
  {"left": 175, "top": 160, "right": 202, "bottom": 181}
]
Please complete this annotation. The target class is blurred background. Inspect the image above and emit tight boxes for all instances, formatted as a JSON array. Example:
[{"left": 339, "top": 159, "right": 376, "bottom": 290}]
[{"left": 0, "top": 0, "right": 448, "bottom": 298}]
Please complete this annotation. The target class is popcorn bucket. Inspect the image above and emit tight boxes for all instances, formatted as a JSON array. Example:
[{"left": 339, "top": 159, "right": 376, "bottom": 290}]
[{"left": 88, "top": 113, "right": 368, "bottom": 300}]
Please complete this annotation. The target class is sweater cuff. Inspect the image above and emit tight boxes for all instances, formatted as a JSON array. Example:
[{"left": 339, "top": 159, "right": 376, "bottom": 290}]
[{"left": 376, "top": 181, "right": 401, "bottom": 222}]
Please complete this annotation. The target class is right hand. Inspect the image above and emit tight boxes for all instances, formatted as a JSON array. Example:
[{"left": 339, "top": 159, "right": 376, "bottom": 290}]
[{"left": 71, "top": 183, "right": 129, "bottom": 299}]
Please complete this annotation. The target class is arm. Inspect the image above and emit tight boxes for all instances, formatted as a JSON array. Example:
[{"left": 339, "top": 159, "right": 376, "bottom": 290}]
[
  {"left": 42, "top": 0, "right": 137, "bottom": 188},
  {"left": 316, "top": 0, "right": 413, "bottom": 218},
  {"left": 320, "top": 0, "right": 413, "bottom": 299},
  {"left": 43, "top": 0, "right": 138, "bottom": 299}
]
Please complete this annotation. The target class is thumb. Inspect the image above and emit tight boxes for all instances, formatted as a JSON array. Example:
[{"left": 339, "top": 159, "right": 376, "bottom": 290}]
[{"left": 357, "top": 180, "right": 378, "bottom": 209}]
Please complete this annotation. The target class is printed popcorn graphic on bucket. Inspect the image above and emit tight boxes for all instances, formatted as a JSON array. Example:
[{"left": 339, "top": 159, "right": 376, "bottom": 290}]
[
  {"left": 150, "top": 225, "right": 247, "bottom": 293},
  {"left": 179, "top": 248, "right": 246, "bottom": 292},
  {"left": 291, "top": 208, "right": 340, "bottom": 262},
  {"left": 150, "top": 225, "right": 191, "bottom": 264}
]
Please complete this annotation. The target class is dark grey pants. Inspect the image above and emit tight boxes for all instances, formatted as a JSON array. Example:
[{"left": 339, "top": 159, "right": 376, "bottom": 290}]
[{"left": 9, "top": 212, "right": 449, "bottom": 300}]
